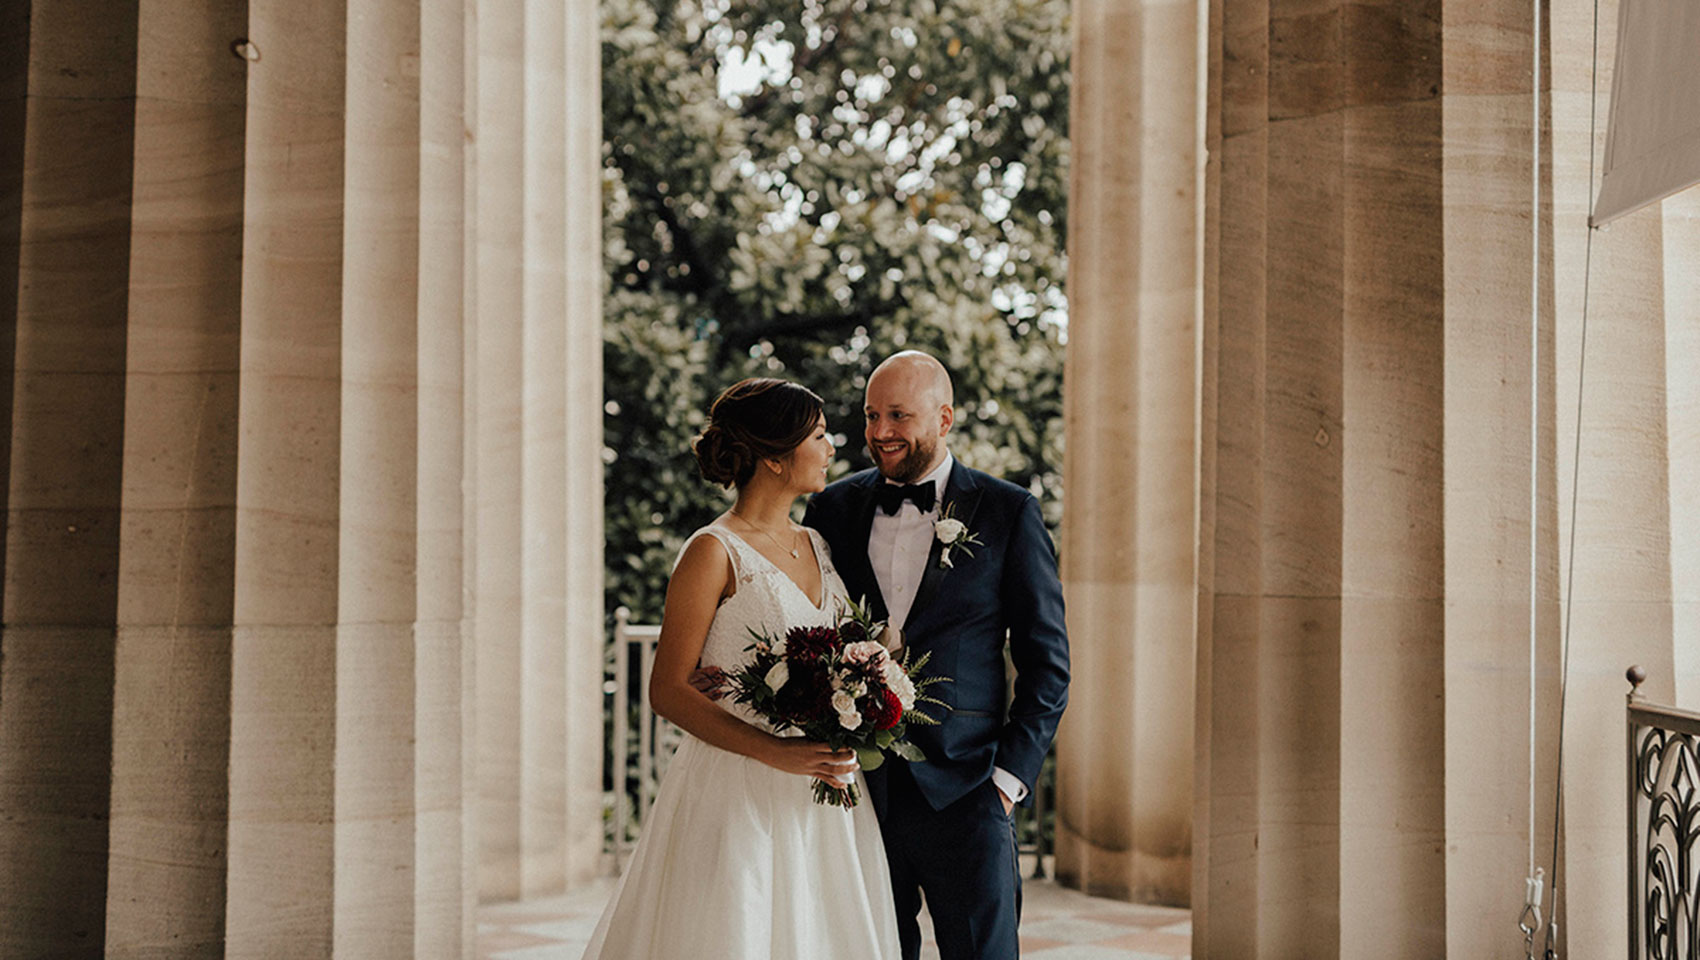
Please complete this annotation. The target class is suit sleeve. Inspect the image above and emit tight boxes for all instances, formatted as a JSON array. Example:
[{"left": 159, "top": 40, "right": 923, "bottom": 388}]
[{"left": 996, "top": 494, "right": 1070, "bottom": 801}]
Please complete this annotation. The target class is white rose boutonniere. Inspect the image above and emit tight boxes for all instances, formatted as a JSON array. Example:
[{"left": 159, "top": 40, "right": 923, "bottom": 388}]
[{"left": 933, "top": 501, "right": 984, "bottom": 569}]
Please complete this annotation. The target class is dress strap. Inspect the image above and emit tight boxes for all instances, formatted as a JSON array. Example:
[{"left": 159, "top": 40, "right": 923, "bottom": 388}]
[{"left": 675, "top": 525, "right": 746, "bottom": 582}]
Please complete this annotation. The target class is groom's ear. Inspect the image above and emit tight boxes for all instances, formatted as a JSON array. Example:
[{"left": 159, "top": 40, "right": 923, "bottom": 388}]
[{"left": 938, "top": 402, "right": 955, "bottom": 436}]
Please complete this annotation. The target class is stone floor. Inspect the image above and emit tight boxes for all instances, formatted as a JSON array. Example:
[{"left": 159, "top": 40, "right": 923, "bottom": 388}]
[{"left": 478, "top": 868, "right": 1192, "bottom": 960}]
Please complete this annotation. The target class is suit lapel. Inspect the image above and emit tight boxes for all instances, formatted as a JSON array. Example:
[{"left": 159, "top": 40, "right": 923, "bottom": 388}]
[{"left": 903, "top": 465, "right": 983, "bottom": 631}]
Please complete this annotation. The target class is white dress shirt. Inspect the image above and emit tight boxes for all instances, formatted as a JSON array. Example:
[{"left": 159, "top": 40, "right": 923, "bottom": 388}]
[{"left": 869, "top": 451, "right": 1028, "bottom": 805}]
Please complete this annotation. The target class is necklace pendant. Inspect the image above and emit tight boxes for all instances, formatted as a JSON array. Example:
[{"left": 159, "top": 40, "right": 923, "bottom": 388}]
[{"left": 790, "top": 548, "right": 800, "bottom": 558}]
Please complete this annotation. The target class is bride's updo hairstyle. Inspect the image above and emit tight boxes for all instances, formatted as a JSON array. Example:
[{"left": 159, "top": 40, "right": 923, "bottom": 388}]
[{"left": 693, "top": 378, "right": 825, "bottom": 489}]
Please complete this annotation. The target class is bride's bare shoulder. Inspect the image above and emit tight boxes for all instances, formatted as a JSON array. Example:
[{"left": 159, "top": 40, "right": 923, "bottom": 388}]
[{"left": 673, "top": 526, "right": 738, "bottom": 601}]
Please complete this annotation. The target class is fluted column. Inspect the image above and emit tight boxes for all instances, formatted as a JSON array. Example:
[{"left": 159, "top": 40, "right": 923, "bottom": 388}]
[
  {"left": 1190, "top": 0, "right": 1453, "bottom": 953},
  {"left": 1194, "top": 0, "right": 1262, "bottom": 950},
  {"left": 472, "top": 0, "right": 526, "bottom": 901},
  {"left": 335, "top": 0, "right": 422, "bottom": 952},
  {"left": 520, "top": 0, "right": 569, "bottom": 896},
  {"left": 1057, "top": 0, "right": 1201, "bottom": 906},
  {"left": 563, "top": 0, "right": 608, "bottom": 886},
  {"left": 105, "top": 2, "right": 247, "bottom": 956},
  {"left": 0, "top": 3, "right": 136, "bottom": 956},
  {"left": 457, "top": 0, "right": 483, "bottom": 944},
  {"left": 417, "top": 0, "right": 471, "bottom": 953},
  {"left": 1665, "top": 191, "right": 1700, "bottom": 707},
  {"left": 1436, "top": 0, "right": 1560, "bottom": 953},
  {"left": 226, "top": 1, "right": 345, "bottom": 953},
  {"left": 0, "top": 1, "right": 605, "bottom": 954}
]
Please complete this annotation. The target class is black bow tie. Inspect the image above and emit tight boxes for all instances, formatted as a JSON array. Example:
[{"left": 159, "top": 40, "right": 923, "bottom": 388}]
[{"left": 876, "top": 482, "right": 936, "bottom": 516}]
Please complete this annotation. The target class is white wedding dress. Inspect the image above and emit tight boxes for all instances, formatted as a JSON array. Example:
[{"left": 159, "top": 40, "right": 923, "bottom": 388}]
[{"left": 581, "top": 525, "right": 901, "bottom": 960}]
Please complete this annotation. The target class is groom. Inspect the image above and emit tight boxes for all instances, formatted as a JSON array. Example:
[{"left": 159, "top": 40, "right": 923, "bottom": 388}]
[{"left": 805, "top": 350, "right": 1070, "bottom": 960}]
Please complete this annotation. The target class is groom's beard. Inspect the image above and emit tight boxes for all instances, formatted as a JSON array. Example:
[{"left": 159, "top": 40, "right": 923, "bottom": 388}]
[{"left": 871, "top": 435, "right": 937, "bottom": 484}]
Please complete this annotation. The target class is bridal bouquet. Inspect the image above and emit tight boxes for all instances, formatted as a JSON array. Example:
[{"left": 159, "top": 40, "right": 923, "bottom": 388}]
[{"left": 725, "top": 598, "right": 948, "bottom": 807}]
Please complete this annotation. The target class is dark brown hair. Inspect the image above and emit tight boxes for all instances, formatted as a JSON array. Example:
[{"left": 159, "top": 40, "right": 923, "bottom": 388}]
[{"left": 692, "top": 378, "right": 825, "bottom": 488}]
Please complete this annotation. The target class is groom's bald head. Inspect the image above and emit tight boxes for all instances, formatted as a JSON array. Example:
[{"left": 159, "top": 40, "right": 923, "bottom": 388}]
[
  {"left": 864, "top": 351, "right": 955, "bottom": 482},
  {"left": 867, "top": 351, "right": 954, "bottom": 410}
]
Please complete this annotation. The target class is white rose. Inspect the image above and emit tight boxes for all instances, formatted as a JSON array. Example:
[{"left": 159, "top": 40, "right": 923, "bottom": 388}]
[
  {"left": 831, "top": 689, "right": 858, "bottom": 715},
  {"left": 764, "top": 661, "right": 790, "bottom": 693},
  {"left": 771, "top": 636, "right": 787, "bottom": 657},
  {"left": 934, "top": 517, "right": 967, "bottom": 544},
  {"left": 838, "top": 709, "right": 863, "bottom": 731},
  {"left": 882, "top": 660, "right": 917, "bottom": 710}
]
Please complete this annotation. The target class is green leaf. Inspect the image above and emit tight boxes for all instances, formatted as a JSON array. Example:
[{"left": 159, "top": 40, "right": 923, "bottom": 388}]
[
  {"left": 889, "top": 740, "right": 926, "bottom": 763},
  {"left": 855, "top": 745, "right": 886, "bottom": 771}
]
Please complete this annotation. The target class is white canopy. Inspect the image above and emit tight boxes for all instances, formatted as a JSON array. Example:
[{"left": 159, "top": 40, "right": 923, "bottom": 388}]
[{"left": 1592, "top": 0, "right": 1700, "bottom": 226}]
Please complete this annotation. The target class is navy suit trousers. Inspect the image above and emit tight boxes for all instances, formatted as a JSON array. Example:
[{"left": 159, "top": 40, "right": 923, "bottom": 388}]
[{"left": 878, "top": 760, "right": 1022, "bottom": 960}]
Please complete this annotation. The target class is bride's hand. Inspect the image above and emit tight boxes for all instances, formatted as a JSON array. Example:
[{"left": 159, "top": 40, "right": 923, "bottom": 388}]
[{"left": 760, "top": 738, "right": 859, "bottom": 783}]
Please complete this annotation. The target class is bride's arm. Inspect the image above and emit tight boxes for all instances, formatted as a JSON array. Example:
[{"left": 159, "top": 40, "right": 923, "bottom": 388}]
[{"left": 649, "top": 536, "right": 857, "bottom": 783}]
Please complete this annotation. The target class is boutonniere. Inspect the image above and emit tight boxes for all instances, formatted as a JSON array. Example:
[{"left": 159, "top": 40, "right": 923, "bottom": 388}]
[{"left": 933, "top": 501, "right": 983, "bottom": 569}]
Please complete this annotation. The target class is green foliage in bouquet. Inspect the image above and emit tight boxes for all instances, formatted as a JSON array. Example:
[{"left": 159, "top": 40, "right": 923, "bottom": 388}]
[
  {"left": 601, "top": 0, "right": 1071, "bottom": 628},
  {"left": 725, "top": 598, "right": 950, "bottom": 807}
]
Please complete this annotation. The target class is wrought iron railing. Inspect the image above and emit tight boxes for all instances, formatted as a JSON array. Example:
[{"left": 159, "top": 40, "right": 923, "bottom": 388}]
[
  {"left": 1627, "top": 665, "right": 1700, "bottom": 960},
  {"left": 604, "top": 609, "right": 1056, "bottom": 877}
]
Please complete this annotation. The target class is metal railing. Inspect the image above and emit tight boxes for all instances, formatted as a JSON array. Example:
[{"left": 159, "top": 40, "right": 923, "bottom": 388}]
[
  {"left": 605, "top": 610, "right": 1056, "bottom": 877},
  {"left": 1627, "top": 665, "right": 1700, "bottom": 959}
]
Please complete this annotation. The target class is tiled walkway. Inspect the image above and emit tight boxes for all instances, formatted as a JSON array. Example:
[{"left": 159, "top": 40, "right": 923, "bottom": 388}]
[{"left": 478, "top": 871, "right": 1191, "bottom": 960}]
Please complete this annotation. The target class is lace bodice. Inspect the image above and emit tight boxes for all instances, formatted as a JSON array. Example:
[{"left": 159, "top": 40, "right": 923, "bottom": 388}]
[{"left": 677, "top": 525, "right": 849, "bottom": 727}]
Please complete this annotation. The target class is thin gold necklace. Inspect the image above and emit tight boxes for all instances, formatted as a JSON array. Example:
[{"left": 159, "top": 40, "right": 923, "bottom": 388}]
[{"left": 730, "top": 509, "right": 801, "bottom": 559}]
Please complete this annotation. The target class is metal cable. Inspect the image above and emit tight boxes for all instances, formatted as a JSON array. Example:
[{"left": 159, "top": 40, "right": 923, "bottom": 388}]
[{"left": 1543, "top": 0, "right": 1605, "bottom": 949}]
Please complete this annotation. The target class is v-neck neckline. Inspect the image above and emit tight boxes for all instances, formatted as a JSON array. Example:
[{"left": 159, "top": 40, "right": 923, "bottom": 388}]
[{"left": 716, "top": 524, "right": 829, "bottom": 611}]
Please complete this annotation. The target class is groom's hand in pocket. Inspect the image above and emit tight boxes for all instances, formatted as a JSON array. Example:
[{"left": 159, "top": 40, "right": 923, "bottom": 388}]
[{"left": 997, "top": 787, "right": 1014, "bottom": 816}]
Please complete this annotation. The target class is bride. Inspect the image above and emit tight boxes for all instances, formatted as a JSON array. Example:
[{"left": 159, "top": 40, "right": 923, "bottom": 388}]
[{"left": 582, "top": 378, "right": 901, "bottom": 959}]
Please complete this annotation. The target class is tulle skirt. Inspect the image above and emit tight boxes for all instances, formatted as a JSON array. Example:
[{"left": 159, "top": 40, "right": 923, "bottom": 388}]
[{"left": 581, "top": 734, "right": 901, "bottom": 960}]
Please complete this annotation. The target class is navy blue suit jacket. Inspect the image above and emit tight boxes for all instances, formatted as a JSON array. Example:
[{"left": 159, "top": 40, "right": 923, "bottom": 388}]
[{"left": 804, "top": 463, "right": 1070, "bottom": 811}]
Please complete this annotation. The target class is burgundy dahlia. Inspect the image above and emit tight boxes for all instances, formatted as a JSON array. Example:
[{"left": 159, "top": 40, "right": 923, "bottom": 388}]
[{"left": 784, "top": 625, "right": 841, "bottom": 661}]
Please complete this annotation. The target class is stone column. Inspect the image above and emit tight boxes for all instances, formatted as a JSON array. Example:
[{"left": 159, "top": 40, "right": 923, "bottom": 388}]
[
  {"left": 520, "top": 0, "right": 569, "bottom": 896},
  {"left": 1057, "top": 0, "right": 1201, "bottom": 906},
  {"left": 1664, "top": 191, "right": 1700, "bottom": 707},
  {"left": 105, "top": 1, "right": 246, "bottom": 955},
  {"left": 416, "top": 0, "right": 472, "bottom": 953},
  {"left": 1190, "top": 0, "right": 1453, "bottom": 953},
  {"left": 473, "top": 0, "right": 526, "bottom": 902},
  {"left": 564, "top": 0, "right": 609, "bottom": 887},
  {"left": 1437, "top": 0, "right": 1561, "bottom": 953},
  {"left": 1194, "top": 0, "right": 1262, "bottom": 951},
  {"left": 0, "top": 3, "right": 136, "bottom": 956},
  {"left": 458, "top": 0, "right": 484, "bottom": 944},
  {"left": 225, "top": 1, "right": 345, "bottom": 953},
  {"left": 335, "top": 0, "right": 422, "bottom": 953},
  {"left": 0, "top": 0, "right": 607, "bottom": 954}
]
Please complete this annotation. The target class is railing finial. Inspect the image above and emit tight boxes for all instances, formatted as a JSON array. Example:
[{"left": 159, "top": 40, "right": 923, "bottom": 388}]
[{"left": 1627, "top": 664, "right": 1647, "bottom": 700}]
